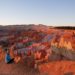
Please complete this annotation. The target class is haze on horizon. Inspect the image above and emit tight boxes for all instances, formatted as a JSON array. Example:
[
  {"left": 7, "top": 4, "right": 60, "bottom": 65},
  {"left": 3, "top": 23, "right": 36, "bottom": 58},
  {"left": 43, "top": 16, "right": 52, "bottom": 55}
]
[{"left": 0, "top": 0, "right": 75, "bottom": 26}]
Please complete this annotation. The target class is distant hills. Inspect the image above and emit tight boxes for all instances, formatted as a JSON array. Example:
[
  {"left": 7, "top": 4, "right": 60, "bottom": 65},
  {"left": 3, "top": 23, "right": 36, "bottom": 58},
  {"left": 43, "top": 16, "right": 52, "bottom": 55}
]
[
  {"left": 55, "top": 26, "right": 75, "bottom": 30},
  {"left": 0, "top": 24, "right": 75, "bottom": 30}
]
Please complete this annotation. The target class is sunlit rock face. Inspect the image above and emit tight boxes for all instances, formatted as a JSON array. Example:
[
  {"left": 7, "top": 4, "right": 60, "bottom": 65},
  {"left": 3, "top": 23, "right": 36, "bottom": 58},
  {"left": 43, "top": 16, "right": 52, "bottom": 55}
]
[
  {"left": 59, "top": 37, "right": 73, "bottom": 50},
  {"left": 51, "top": 38, "right": 75, "bottom": 60},
  {"left": 50, "top": 30, "right": 75, "bottom": 60}
]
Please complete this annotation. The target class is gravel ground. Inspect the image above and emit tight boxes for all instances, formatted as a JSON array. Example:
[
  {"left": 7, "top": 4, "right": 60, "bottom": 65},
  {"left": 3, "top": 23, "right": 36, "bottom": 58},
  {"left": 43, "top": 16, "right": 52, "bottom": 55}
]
[
  {"left": 0, "top": 60, "right": 40, "bottom": 75},
  {"left": 0, "top": 60, "right": 75, "bottom": 75}
]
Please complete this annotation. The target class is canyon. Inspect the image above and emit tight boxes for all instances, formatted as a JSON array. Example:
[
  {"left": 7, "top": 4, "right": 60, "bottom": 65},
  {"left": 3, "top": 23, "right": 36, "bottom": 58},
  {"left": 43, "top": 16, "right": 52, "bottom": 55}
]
[{"left": 0, "top": 25, "right": 75, "bottom": 75}]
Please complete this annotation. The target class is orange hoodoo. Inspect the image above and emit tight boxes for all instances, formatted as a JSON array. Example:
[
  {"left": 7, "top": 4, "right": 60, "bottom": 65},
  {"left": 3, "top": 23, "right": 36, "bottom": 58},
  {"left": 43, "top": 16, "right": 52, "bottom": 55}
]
[
  {"left": 0, "top": 46, "right": 5, "bottom": 61},
  {"left": 9, "top": 45, "right": 21, "bottom": 63}
]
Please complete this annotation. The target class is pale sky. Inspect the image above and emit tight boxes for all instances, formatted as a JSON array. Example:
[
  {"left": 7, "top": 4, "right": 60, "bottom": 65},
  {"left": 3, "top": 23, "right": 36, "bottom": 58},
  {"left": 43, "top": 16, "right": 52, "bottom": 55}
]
[{"left": 0, "top": 0, "right": 75, "bottom": 26}]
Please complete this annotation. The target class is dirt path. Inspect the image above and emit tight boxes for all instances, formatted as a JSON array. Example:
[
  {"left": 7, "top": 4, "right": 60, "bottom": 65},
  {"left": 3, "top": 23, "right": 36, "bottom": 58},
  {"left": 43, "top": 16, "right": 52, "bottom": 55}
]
[
  {"left": 0, "top": 60, "right": 75, "bottom": 75},
  {"left": 0, "top": 60, "right": 39, "bottom": 75},
  {"left": 38, "top": 61, "right": 75, "bottom": 75}
]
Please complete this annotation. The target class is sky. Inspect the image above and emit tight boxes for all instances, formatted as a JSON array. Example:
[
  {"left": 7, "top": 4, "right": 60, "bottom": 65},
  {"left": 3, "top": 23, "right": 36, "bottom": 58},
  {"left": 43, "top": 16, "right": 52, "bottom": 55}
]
[{"left": 0, "top": 0, "right": 75, "bottom": 26}]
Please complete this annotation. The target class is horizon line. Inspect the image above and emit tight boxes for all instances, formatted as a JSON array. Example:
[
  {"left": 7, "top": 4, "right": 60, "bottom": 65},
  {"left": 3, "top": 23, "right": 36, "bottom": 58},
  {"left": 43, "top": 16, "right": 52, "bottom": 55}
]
[{"left": 0, "top": 24, "right": 75, "bottom": 27}]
